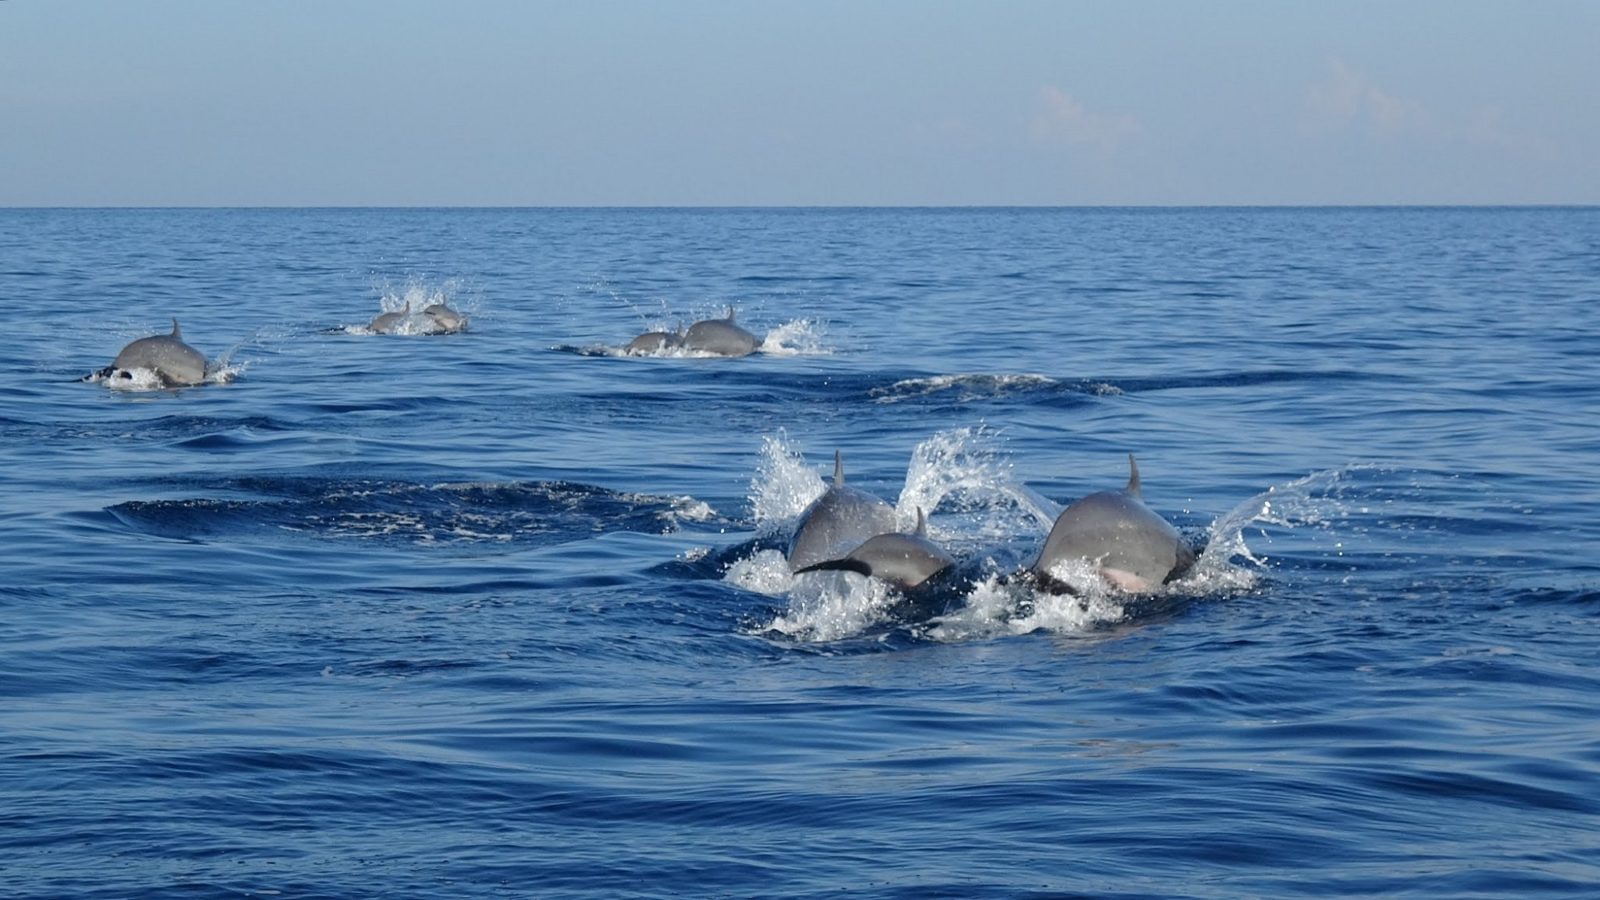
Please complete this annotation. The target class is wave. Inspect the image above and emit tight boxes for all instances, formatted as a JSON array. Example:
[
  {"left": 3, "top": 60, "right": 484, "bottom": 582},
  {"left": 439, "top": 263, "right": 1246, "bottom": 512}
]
[
  {"left": 869, "top": 373, "right": 1121, "bottom": 405},
  {"left": 867, "top": 369, "right": 1365, "bottom": 405},
  {"left": 106, "top": 477, "right": 723, "bottom": 546}
]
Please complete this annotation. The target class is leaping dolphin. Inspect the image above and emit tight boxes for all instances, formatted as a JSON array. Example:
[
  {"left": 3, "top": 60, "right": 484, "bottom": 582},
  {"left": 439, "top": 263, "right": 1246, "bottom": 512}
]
[
  {"left": 368, "top": 300, "right": 467, "bottom": 335},
  {"left": 421, "top": 302, "right": 467, "bottom": 334},
  {"left": 795, "top": 507, "right": 955, "bottom": 589},
  {"left": 786, "top": 451, "right": 898, "bottom": 571},
  {"left": 85, "top": 318, "right": 209, "bottom": 387},
  {"left": 681, "top": 308, "right": 759, "bottom": 357},
  {"left": 1031, "top": 455, "right": 1196, "bottom": 593}
]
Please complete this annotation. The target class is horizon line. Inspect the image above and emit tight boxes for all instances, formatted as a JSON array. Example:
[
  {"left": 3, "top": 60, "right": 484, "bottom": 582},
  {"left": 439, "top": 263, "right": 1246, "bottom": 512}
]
[{"left": 4, "top": 203, "right": 1597, "bottom": 211}]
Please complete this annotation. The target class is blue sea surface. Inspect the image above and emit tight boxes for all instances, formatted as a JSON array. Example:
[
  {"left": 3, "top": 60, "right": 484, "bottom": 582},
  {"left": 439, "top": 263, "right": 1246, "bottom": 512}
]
[{"left": 2, "top": 207, "right": 1599, "bottom": 898}]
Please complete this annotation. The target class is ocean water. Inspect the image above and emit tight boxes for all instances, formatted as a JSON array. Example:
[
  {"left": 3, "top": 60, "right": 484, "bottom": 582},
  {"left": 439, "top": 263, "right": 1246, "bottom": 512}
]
[{"left": 2, "top": 206, "right": 1598, "bottom": 898}]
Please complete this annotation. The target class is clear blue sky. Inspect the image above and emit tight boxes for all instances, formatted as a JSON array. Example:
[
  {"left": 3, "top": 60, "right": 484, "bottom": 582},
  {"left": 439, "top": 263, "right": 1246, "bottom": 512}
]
[{"left": 3, "top": 0, "right": 1596, "bottom": 205}]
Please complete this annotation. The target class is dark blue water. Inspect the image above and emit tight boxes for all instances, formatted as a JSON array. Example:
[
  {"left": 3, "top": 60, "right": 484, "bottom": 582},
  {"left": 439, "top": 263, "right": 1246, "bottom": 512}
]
[{"left": 3, "top": 207, "right": 1599, "bottom": 898}]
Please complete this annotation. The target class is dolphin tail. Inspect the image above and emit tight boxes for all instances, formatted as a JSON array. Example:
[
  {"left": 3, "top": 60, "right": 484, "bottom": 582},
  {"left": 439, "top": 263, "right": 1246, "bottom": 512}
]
[
  {"left": 726, "top": 306, "right": 737, "bottom": 322},
  {"left": 1126, "top": 454, "right": 1142, "bottom": 497},
  {"left": 171, "top": 318, "right": 182, "bottom": 338},
  {"left": 913, "top": 506, "right": 928, "bottom": 537},
  {"left": 794, "top": 558, "right": 874, "bottom": 578},
  {"left": 833, "top": 450, "right": 844, "bottom": 487}
]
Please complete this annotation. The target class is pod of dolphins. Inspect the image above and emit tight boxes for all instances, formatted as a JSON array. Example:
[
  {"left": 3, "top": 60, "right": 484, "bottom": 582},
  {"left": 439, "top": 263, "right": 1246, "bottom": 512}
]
[
  {"left": 623, "top": 308, "right": 760, "bottom": 357},
  {"left": 787, "top": 452, "right": 1196, "bottom": 596},
  {"left": 86, "top": 308, "right": 1197, "bottom": 597},
  {"left": 368, "top": 301, "right": 469, "bottom": 336}
]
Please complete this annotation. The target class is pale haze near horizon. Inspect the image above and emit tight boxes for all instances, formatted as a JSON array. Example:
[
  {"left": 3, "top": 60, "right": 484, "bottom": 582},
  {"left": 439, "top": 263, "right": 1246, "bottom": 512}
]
[{"left": 2, "top": 0, "right": 1596, "bottom": 206}]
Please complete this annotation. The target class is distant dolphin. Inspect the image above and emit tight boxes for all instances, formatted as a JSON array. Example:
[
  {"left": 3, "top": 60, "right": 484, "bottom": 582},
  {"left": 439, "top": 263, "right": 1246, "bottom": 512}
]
[
  {"left": 367, "top": 300, "right": 466, "bottom": 335},
  {"left": 795, "top": 507, "right": 955, "bottom": 589},
  {"left": 1032, "top": 455, "right": 1196, "bottom": 593},
  {"left": 681, "top": 308, "right": 759, "bottom": 357},
  {"left": 369, "top": 302, "right": 411, "bottom": 334},
  {"left": 421, "top": 302, "right": 467, "bottom": 334},
  {"left": 786, "top": 451, "right": 898, "bottom": 571},
  {"left": 85, "top": 318, "right": 209, "bottom": 387},
  {"left": 624, "top": 326, "right": 684, "bottom": 355}
]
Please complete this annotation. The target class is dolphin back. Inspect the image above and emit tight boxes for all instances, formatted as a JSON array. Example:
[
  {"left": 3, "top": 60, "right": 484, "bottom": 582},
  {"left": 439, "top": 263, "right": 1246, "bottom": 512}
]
[
  {"left": 786, "top": 485, "right": 897, "bottom": 571},
  {"left": 1033, "top": 488, "right": 1194, "bottom": 591},
  {"left": 422, "top": 303, "right": 467, "bottom": 333},
  {"left": 797, "top": 527, "right": 955, "bottom": 589},
  {"left": 625, "top": 330, "right": 683, "bottom": 354},
  {"left": 681, "top": 314, "right": 759, "bottom": 357},
  {"left": 109, "top": 328, "right": 208, "bottom": 386}
]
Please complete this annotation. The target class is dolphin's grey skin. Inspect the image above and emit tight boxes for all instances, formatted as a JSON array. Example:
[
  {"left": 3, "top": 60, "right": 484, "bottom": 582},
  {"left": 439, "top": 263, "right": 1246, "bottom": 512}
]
[
  {"left": 421, "top": 303, "right": 467, "bottom": 334},
  {"left": 1031, "top": 455, "right": 1196, "bottom": 593},
  {"left": 795, "top": 507, "right": 955, "bottom": 589},
  {"left": 369, "top": 302, "right": 411, "bottom": 334},
  {"left": 86, "top": 319, "right": 209, "bottom": 387},
  {"left": 681, "top": 308, "right": 759, "bottom": 357},
  {"left": 624, "top": 327, "right": 684, "bottom": 355},
  {"left": 368, "top": 301, "right": 467, "bottom": 335},
  {"left": 786, "top": 451, "right": 898, "bottom": 571}
]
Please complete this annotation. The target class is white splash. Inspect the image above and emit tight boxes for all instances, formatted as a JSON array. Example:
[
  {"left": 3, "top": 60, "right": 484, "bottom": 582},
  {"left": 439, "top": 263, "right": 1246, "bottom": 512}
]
[
  {"left": 97, "top": 360, "right": 244, "bottom": 391},
  {"left": 759, "top": 318, "right": 832, "bottom": 356},
  {"left": 737, "top": 438, "right": 1361, "bottom": 644},
  {"left": 747, "top": 431, "right": 828, "bottom": 536},
  {"left": 759, "top": 565, "right": 901, "bottom": 642},
  {"left": 925, "top": 568, "right": 1128, "bottom": 643},
  {"left": 896, "top": 424, "right": 1059, "bottom": 539},
  {"left": 356, "top": 276, "right": 475, "bottom": 335}
]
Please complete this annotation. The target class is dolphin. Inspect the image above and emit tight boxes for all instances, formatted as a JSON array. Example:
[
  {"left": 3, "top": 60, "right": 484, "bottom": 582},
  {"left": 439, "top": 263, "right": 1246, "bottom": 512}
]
[
  {"left": 795, "top": 507, "right": 955, "bottom": 589},
  {"left": 1031, "top": 455, "right": 1196, "bottom": 593},
  {"left": 681, "top": 308, "right": 759, "bottom": 357},
  {"left": 421, "top": 302, "right": 467, "bottom": 334},
  {"left": 786, "top": 450, "right": 898, "bottom": 571},
  {"left": 369, "top": 301, "right": 411, "bottom": 334},
  {"left": 624, "top": 326, "right": 684, "bottom": 355},
  {"left": 85, "top": 318, "right": 209, "bottom": 387}
]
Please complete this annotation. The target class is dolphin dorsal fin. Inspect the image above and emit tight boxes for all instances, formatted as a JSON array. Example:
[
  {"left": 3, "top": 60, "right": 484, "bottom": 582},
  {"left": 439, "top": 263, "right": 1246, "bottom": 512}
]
[
  {"left": 832, "top": 450, "right": 844, "bottom": 487},
  {"left": 914, "top": 507, "right": 928, "bottom": 537},
  {"left": 1126, "top": 454, "right": 1142, "bottom": 498},
  {"left": 726, "top": 306, "right": 737, "bottom": 323},
  {"left": 170, "top": 318, "right": 182, "bottom": 338}
]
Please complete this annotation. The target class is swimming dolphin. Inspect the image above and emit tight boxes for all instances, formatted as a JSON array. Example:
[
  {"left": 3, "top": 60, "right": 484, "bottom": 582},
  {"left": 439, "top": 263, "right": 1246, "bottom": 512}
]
[
  {"left": 681, "top": 308, "right": 759, "bottom": 357},
  {"left": 795, "top": 507, "right": 955, "bottom": 589},
  {"left": 421, "top": 302, "right": 467, "bottom": 334},
  {"left": 624, "top": 326, "right": 684, "bottom": 355},
  {"left": 85, "top": 318, "right": 209, "bottom": 387},
  {"left": 1031, "top": 455, "right": 1196, "bottom": 593},
  {"left": 369, "top": 302, "right": 411, "bottom": 334},
  {"left": 786, "top": 451, "right": 898, "bottom": 571}
]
